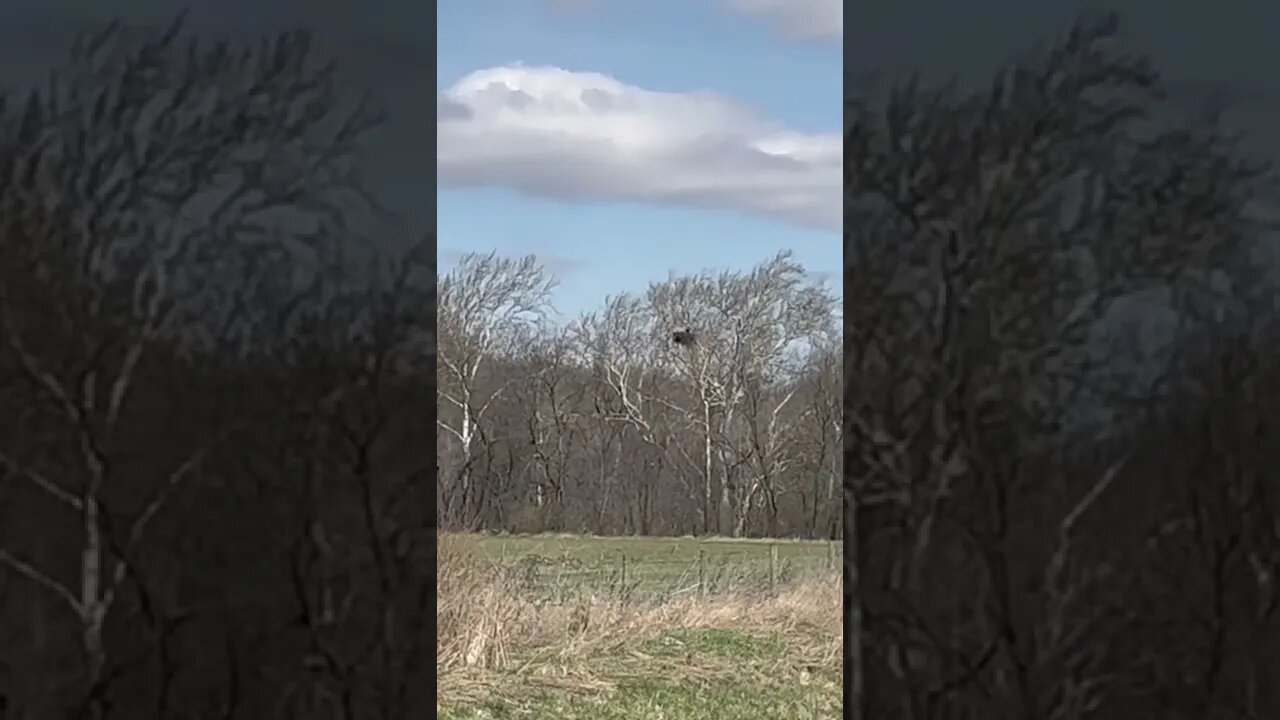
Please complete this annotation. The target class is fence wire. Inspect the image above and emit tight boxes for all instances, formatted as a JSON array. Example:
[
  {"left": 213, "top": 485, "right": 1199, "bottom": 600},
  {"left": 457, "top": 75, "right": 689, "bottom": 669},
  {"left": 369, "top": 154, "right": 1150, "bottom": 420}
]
[{"left": 493, "top": 544, "right": 842, "bottom": 603}]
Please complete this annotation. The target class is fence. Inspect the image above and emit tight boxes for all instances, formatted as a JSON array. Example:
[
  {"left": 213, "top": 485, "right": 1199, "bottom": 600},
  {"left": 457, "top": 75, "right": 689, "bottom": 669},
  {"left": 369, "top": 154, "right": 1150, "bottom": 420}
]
[{"left": 496, "top": 542, "right": 842, "bottom": 603}]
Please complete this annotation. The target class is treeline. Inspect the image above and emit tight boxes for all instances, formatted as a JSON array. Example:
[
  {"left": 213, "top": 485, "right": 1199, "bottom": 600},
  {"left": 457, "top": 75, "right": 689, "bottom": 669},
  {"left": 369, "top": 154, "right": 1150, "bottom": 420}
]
[
  {"left": 436, "top": 251, "right": 843, "bottom": 539},
  {"left": 847, "top": 14, "right": 1280, "bottom": 720},
  {"left": 0, "top": 19, "right": 433, "bottom": 719}
]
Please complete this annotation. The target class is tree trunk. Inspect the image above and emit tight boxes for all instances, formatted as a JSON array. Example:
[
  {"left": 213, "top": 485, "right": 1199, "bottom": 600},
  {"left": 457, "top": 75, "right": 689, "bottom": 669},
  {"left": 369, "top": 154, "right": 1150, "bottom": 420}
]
[
  {"left": 80, "top": 493, "right": 108, "bottom": 720},
  {"left": 702, "top": 400, "right": 714, "bottom": 535}
]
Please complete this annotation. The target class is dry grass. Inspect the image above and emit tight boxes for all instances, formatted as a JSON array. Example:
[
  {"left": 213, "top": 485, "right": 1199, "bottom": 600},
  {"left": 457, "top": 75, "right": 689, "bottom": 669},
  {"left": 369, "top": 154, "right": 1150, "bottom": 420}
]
[
  {"left": 436, "top": 533, "right": 520, "bottom": 671},
  {"left": 437, "top": 532, "right": 842, "bottom": 714}
]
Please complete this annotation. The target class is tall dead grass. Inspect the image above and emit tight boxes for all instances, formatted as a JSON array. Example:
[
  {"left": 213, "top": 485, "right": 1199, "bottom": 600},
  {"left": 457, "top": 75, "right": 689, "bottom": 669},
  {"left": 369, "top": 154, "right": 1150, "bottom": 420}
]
[
  {"left": 437, "top": 533, "right": 522, "bottom": 670},
  {"left": 437, "top": 532, "right": 841, "bottom": 677}
]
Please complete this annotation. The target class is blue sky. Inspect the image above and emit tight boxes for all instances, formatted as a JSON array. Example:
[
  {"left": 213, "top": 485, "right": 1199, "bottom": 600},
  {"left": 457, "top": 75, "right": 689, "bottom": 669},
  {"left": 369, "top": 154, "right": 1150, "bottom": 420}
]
[{"left": 437, "top": 0, "right": 841, "bottom": 320}]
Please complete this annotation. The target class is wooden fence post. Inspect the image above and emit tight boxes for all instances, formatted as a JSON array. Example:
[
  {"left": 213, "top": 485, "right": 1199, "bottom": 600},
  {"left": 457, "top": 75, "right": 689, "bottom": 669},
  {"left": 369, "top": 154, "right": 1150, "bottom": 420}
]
[
  {"left": 698, "top": 549, "right": 706, "bottom": 597},
  {"left": 619, "top": 551, "right": 627, "bottom": 598},
  {"left": 769, "top": 544, "right": 778, "bottom": 591}
]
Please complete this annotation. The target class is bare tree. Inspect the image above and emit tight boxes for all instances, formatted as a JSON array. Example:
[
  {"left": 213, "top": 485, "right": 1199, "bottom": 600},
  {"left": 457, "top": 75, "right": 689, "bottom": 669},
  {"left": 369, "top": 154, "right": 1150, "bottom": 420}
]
[
  {"left": 1086, "top": 323, "right": 1280, "bottom": 718},
  {"left": 0, "top": 17, "right": 380, "bottom": 717},
  {"left": 845, "top": 13, "right": 1272, "bottom": 718},
  {"left": 647, "top": 251, "right": 836, "bottom": 536},
  {"left": 275, "top": 237, "right": 434, "bottom": 720},
  {"left": 795, "top": 329, "right": 842, "bottom": 539},
  {"left": 575, "top": 294, "right": 674, "bottom": 534},
  {"left": 447, "top": 254, "right": 843, "bottom": 539},
  {"left": 508, "top": 328, "right": 588, "bottom": 531},
  {"left": 436, "top": 252, "right": 555, "bottom": 530}
]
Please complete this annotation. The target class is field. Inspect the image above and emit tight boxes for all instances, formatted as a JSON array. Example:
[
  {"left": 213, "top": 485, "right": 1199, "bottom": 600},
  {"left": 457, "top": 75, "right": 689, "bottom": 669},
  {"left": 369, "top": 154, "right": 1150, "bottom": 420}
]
[{"left": 437, "top": 533, "right": 843, "bottom": 719}]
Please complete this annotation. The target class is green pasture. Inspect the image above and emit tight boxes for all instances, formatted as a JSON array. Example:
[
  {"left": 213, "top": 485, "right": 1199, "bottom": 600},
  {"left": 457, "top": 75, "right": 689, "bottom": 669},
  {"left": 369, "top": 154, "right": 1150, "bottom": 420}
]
[{"left": 469, "top": 533, "right": 841, "bottom": 602}]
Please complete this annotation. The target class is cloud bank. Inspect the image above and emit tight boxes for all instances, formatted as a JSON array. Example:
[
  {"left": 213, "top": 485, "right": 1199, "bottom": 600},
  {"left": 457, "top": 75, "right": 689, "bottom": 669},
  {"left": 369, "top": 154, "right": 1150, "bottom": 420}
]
[
  {"left": 727, "top": 0, "right": 842, "bottom": 42},
  {"left": 437, "top": 65, "right": 840, "bottom": 231}
]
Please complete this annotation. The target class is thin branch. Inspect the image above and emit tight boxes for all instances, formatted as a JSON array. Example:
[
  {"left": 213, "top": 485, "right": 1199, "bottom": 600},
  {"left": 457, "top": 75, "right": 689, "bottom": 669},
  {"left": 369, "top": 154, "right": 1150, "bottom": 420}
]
[
  {"left": 0, "top": 548, "right": 83, "bottom": 614},
  {"left": 0, "top": 449, "right": 83, "bottom": 509}
]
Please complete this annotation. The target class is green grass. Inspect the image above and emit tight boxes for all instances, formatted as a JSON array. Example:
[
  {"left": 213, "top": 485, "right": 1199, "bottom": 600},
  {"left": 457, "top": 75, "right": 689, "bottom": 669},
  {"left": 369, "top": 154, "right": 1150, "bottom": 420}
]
[
  {"left": 438, "top": 677, "right": 839, "bottom": 720},
  {"left": 472, "top": 533, "right": 841, "bottom": 602},
  {"left": 438, "top": 628, "right": 841, "bottom": 720},
  {"left": 439, "top": 533, "right": 842, "bottom": 719},
  {"left": 642, "top": 628, "right": 787, "bottom": 660},
  {"left": 474, "top": 533, "right": 841, "bottom": 563}
]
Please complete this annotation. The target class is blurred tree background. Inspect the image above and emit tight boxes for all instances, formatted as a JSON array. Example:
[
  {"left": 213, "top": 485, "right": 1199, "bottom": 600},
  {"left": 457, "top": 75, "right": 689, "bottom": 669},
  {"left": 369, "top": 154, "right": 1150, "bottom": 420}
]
[{"left": 845, "top": 13, "right": 1280, "bottom": 720}]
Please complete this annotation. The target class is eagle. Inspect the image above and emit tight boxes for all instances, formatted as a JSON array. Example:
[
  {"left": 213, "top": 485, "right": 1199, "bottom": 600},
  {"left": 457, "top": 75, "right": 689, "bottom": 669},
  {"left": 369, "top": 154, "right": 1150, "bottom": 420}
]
[{"left": 671, "top": 328, "right": 697, "bottom": 347}]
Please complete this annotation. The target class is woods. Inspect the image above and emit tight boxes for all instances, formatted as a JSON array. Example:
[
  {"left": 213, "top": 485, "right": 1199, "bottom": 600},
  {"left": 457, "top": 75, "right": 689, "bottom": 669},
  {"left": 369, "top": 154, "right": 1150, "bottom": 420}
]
[
  {"left": 846, "top": 14, "right": 1280, "bottom": 719},
  {"left": 436, "top": 250, "right": 843, "bottom": 539},
  {"left": 0, "top": 19, "right": 433, "bottom": 718}
]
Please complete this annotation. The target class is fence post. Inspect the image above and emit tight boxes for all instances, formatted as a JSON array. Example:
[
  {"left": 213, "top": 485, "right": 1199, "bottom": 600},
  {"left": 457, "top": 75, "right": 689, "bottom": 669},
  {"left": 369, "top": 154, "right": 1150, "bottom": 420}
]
[
  {"left": 826, "top": 541, "right": 834, "bottom": 571},
  {"left": 769, "top": 544, "right": 778, "bottom": 591},
  {"left": 619, "top": 551, "right": 627, "bottom": 599},
  {"left": 697, "top": 549, "right": 706, "bottom": 597}
]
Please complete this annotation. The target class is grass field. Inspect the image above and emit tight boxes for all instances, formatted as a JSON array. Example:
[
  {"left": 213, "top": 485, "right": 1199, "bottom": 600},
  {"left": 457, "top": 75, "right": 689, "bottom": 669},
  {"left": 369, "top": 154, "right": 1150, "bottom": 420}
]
[
  {"left": 437, "top": 533, "right": 842, "bottom": 719},
  {"left": 476, "top": 532, "right": 841, "bottom": 602}
]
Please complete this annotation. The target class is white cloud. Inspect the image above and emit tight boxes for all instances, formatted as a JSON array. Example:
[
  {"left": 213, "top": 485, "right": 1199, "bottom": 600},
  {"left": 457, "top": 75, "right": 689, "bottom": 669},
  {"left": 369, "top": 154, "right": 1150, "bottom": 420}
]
[
  {"left": 437, "top": 65, "right": 841, "bottom": 231},
  {"left": 727, "top": 0, "right": 842, "bottom": 42}
]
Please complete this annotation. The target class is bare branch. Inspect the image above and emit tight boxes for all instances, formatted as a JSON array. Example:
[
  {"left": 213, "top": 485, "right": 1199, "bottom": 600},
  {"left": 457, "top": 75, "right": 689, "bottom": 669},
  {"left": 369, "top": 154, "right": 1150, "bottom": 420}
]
[
  {"left": 0, "top": 548, "right": 83, "bottom": 614},
  {"left": 0, "top": 449, "right": 83, "bottom": 509}
]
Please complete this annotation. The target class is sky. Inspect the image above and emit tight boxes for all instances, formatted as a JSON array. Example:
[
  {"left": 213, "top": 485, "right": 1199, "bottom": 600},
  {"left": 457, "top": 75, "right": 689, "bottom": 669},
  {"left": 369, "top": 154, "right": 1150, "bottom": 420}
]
[
  {"left": 3, "top": 1, "right": 1278, "bottom": 324},
  {"left": 844, "top": 1, "right": 1280, "bottom": 352},
  {"left": 841, "top": 1, "right": 1280, "bottom": 158},
  {"left": 0, "top": 0, "right": 433, "bottom": 244},
  {"left": 436, "top": 0, "right": 843, "bottom": 321}
]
